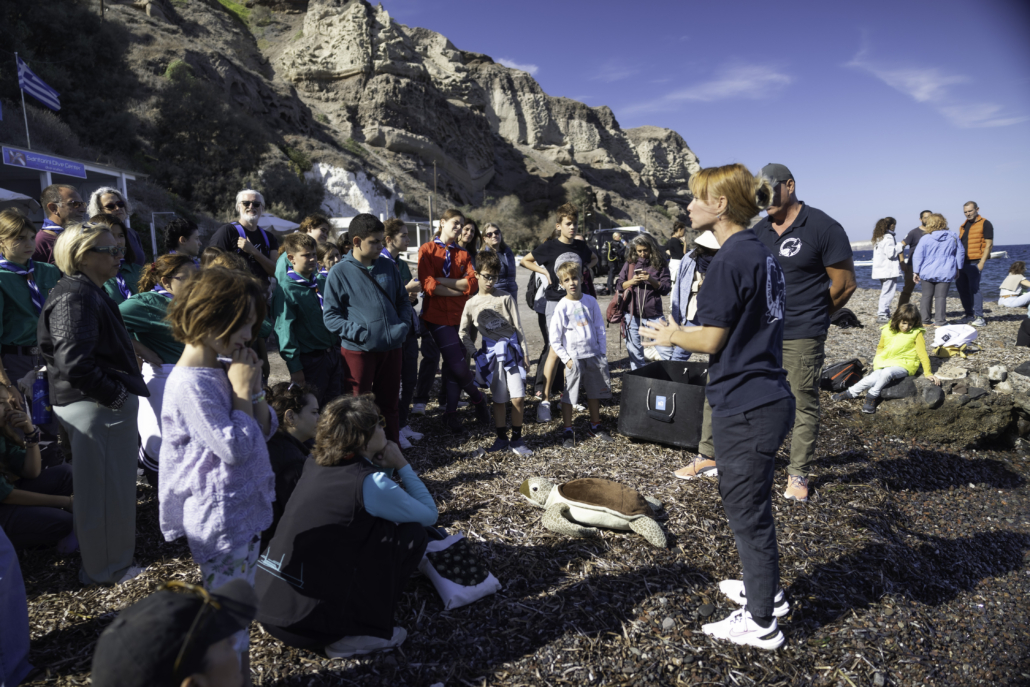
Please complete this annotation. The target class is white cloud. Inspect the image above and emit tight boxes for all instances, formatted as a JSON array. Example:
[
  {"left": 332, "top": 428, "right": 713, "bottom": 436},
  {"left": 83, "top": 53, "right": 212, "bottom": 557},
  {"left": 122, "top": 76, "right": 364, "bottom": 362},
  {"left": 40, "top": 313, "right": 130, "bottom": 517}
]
[
  {"left": 847, "top": 48, "right": 1028, "bottom": 128},
  {"left": 590, "top": 59, "right": 640, "bottom": 83},
  {"left": 621, "top": 64, "right": 793, "bottom": 115},
  {"left": 497, "top": 58, "right": 539, "bottom": 76}
]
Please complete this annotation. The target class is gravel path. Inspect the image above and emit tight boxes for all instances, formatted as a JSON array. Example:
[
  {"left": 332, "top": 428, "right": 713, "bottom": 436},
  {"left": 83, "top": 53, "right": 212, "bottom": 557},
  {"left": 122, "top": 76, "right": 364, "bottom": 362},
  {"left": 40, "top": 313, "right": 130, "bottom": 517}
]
[{"left": 20, "top": 271, "right": 1030, "bottom": 686}]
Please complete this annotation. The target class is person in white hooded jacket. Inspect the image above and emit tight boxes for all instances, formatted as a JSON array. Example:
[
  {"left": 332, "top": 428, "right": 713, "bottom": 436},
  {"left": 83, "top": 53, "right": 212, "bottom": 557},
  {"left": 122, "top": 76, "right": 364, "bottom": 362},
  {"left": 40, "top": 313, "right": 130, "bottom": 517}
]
[{"left": 871, "top": 217, "right": 903, "bottom": 322}]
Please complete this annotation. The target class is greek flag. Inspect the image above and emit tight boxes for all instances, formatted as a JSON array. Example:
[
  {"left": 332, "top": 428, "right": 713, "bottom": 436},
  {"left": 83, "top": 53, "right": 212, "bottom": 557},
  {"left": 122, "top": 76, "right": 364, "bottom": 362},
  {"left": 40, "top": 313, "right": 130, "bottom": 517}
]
[{"left": 16, "top": 56, "right": 60, "bottom": 112}]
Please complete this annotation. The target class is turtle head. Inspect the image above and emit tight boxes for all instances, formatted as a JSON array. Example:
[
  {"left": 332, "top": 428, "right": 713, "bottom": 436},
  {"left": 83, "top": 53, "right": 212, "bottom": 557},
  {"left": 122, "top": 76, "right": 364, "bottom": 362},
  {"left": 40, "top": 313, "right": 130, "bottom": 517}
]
[{"left": 519, "top": 476, "right": 553, "bottom": 508}]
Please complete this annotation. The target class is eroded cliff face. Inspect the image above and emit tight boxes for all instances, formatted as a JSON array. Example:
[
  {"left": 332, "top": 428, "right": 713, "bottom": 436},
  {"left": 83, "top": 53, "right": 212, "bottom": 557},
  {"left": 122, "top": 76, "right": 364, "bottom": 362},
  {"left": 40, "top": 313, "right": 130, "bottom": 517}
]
[{"left": 278, "top": 0, "right": 699, "bottom": 215}]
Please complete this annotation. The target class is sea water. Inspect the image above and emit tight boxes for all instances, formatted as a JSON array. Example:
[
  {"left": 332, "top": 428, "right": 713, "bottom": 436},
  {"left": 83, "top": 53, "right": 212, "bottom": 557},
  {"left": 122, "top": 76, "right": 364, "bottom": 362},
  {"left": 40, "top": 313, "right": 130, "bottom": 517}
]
[{"left": 852, "top": 244, "right": 1030, "bottom": 300}]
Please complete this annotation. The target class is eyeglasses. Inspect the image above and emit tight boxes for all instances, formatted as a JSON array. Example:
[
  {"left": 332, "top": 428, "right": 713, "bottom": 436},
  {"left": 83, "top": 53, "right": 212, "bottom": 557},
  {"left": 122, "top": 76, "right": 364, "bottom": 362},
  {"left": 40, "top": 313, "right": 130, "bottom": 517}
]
[
  {"left": 156, "top": 581, "right": 223, "bottom": 681},
  {"left": 368, "top": 413, "right": 386, "bottom": 430},
  {"left": 484, "top": 231, "right": 500, "bottom": 238},
  {"left": 240, "top": 201, "right": 262, "bottom": 208},
  {"left": 90, "top": 246, "right": 126, "bottom": 257},
  {"left": 478, "top": 273, "right": 499, "bottom": 282},
  {"left": 58, "top": 200, "right": 86, "bottom": 209},
  {"left": 103, "top": 200, "right": 127, "bottom": 210}
]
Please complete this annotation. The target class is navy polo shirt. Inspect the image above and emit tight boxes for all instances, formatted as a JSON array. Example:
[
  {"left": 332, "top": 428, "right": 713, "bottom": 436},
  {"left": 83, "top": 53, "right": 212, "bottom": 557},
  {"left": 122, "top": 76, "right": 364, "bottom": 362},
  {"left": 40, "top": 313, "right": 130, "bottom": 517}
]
[
  {"left": 695, "top": 229, "right": 792, "bottom": 417},
  {"left": 754, "top": 203, "right": 852, "bottom": 340}
]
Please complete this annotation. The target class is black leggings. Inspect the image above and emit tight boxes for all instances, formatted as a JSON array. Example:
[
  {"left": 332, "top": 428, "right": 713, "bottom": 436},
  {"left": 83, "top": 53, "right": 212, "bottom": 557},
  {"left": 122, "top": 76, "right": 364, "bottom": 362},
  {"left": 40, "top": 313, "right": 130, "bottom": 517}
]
[{"left": 1018, "top": 317, "right": 1030, "bottom": 348}]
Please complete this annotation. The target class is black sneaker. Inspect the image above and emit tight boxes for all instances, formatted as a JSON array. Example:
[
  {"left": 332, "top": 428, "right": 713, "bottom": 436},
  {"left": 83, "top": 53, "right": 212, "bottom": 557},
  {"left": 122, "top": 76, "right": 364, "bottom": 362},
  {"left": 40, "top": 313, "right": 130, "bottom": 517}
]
[
  {"left": 831, "top": 390, "right": 853, "bottom": 402},
  {"left": 473, "top": 400, "right": 491, "bottom": 425},
  {"left": 561, "top": 430, "right": 575, "bottom": 449},
  {"left": 485, "top": 437, "right": 510, "bottom": 453},
  {"left": 862, "top": 396, "right": 879, "bottom": 414},
  {"left": 588, "top": 425, "right": 614, "bottom": 442},
  {"left": 445, "top": 413, "right": 463, "bottom": 434}
]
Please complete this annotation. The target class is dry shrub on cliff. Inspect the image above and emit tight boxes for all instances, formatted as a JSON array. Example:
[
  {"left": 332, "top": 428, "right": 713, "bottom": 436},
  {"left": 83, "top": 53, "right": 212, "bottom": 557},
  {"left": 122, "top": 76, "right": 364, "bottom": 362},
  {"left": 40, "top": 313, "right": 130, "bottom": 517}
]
[{"left": 463, "top": 194, "right": 544, "bottom": 252}]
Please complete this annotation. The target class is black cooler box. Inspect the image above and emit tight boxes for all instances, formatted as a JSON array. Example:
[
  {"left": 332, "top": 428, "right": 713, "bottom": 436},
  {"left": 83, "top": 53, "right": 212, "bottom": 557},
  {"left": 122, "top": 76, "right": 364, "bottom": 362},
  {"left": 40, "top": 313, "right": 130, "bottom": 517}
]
[{"left": 617, "top": 360, "right": 708, "bottom": 449}]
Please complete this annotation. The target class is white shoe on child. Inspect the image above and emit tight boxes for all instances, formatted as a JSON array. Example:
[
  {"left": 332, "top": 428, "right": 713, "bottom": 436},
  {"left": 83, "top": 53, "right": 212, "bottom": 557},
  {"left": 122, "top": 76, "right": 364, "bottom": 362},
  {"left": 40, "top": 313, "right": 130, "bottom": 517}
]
[
  {"left": 400, "top": 425, "right": 423, "bottom": 441},
  {"left": 536, "top": 401, "right": 551, "bottom": 423},
  {"left": 399, "top": 434, "right": 412, "bottom": 450},
  {"left": 325, "top": 626, "right": 407, "bottom": 659}
]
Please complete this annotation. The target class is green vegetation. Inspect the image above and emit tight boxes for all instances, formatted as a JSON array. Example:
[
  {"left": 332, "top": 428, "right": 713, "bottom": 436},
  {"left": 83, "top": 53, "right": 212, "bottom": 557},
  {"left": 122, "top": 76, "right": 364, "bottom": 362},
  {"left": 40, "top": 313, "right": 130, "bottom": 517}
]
[
  {"left": 653, "top": 204, "right": 671, "bottom": 219},
  {"left": 344, "top": 138, "right": 367, "bottom": 158},
  {"left": 292, "top": 29, "right": 304, "bottom": 41},
  {"left": 164, "top": 59, "right": 193, "bottom": 82},
  {"left": 283, "top": 146, "right": 313, "bottom": 175},
  {"left": 215, "top": 0, "right": 249, "bottom": 23},
  {"left": 314, "top": 112, "right": 329, "bottom": 124}
]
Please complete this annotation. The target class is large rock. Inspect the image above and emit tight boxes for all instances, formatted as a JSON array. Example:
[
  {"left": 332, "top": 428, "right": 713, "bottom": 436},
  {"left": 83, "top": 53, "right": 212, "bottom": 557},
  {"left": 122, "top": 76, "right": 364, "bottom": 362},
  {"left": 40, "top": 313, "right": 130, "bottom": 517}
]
[
  {"left": 988, "top": 365, "right": 1009, "bottom": 382},
  {"left": 968, "top": 372, "right": 991, "bottom": 390},
  {"left": 1014, "top": 361, "right": 1030, "bottom": 378},
  {"left": 914, "top": 376, "right": 945, "bottom": 409},
  {"left": 880, "top": 376, "right": 916, "bottom": 400},
  {"left": 934, "top": 362, "right": 969, "bottom": 381},
  {"left": 864, "top": 393, "right": 1021, "bottom": 447}
]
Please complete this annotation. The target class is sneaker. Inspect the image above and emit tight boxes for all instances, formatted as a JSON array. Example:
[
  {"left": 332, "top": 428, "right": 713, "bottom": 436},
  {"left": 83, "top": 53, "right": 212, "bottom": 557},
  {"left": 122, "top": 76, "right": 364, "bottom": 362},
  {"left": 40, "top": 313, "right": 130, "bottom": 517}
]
[
  {"left": 876, "top": 315, "right": 889, "bottom": 324},
  {"left": 411, "top": 403, "right": 426, "bottom": 416},
  {"left": 718, "top": 580, "right": 790, "bottom": 618},
  {"left": 971, "top": 317, "right": 986, "bottom": 327},
  {"left": 473, "top": 400, "right": 491, "bottom": 424},
  {"left": 561, "top": 430, "right": 575, "bottom": 449},
  {"left": 702, "top": 608, "right": 784, "bottom": 650},
  {"left": 673, "top": 455, "right": 718, "bottom": 480},
  {"left": 485, "top": 437, "right": 510, "bottom": 453},
  {"left": 536, "top": 401, "right": 552, "bottom": 423},
  {"left": 830, "top": 390, "right": 853, "bottom": 402},
  {"left": 862, "top": 396, "right": 879, "bottom": 414},
  {"left": 783, "top": 475, "right": 809, "bottom": 502},
  {"left": 509, "top": 438, "right": 533, "bottom": 456},
  {"left": 444, "top": 413, "right": 463, "bottom": 434},
  {"left": 955, "top": 315, "right": 974, "bottom": 325},
  {"left": 573, "top": 403, "right": 587, "bottom": 412},
  {"left": 400, "top": 425, "right": 423, "bottom": 441},
  {"left": 399, "top": 434, "right": 412, "bottom": 450},
  {"left": 588, "top": 425, "right": 613, "bottom": 442},
  {"left": 326, "top": 626, "right": 407, "bottom": 659},
  {"left": 116, "top": 566, "right": 145, "bottom": 585}
]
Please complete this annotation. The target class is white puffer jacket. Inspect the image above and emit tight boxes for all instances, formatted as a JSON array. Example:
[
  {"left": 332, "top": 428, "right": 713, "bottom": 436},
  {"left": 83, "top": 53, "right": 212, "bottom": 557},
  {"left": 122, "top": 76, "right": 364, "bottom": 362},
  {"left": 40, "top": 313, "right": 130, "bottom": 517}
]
[{"left": 871, "top": 232, "right": 903, "bottom": 279}]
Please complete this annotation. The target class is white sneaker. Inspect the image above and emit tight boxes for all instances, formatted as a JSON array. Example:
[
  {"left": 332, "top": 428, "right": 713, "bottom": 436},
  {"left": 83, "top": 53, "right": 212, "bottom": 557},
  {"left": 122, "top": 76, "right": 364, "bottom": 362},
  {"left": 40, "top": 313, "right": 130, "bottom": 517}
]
[
  {"left": 325, "top": 626, "right": 407, "bottom": 659},
  {"left": 399, "top": 434, "right": 412, "bottom": 450},
  {"left": 117, "top": 566, "right": 146, "bottom": 585},
  {"left": 400, "top": 425, "right": 423, "bottom": 441},
  {"left": 411, "top": 403, "right": 426, "bottom": 416},
  {"left": 536, "top": 401, "right": 551, "bottom": 423},
  {"left": 718, "top": 579, "right": 790, "bottom": 617},
  {"left": 573, "top": 403, "right": 587, "bottom": 412},
  {"left": 702, "top": 608, "right": 784, "bottom": 650}
]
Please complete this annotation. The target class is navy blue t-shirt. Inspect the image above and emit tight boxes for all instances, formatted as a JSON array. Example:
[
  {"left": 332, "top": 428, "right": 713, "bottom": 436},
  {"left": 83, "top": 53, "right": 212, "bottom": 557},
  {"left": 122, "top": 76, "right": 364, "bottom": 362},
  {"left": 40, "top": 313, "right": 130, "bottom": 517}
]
[
  {"left": 696, "top": 230, "right": 792, "bottom": 418},
  {"left": 754, "top": 203, "right": 852, "bottom": 340}
]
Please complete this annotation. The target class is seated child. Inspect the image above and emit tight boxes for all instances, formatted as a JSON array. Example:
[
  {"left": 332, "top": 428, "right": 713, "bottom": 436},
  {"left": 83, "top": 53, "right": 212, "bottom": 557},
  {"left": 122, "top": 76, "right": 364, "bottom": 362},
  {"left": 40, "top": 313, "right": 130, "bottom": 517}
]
[
  {"left": 831, "top": 304, "right": 940, "bottom": 414},
  {"left": 0, "top": 385, "right": 75, "bottom": 552},
  {"left": 548, "top": 260, "right": 614, "bottom": 448},
  {"left": 262, "top": 382, "right": 319, "bottom": 546},
  {"left": 998, "top": 261, "right": 1030, "bottom": 310},
  {"left": 459, "top": 249, "right": 532, "bottom": 456},
  {"left": 256, "top": 395, "right": 435, "bottom": 659}
]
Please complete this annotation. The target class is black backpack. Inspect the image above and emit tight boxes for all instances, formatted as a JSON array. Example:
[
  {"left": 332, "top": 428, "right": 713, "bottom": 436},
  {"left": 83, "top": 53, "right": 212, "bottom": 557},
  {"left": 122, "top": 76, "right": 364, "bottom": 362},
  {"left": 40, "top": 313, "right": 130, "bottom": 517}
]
[
  {"left": 820, "top": 359, "right": 864, "bottom": 391},
  {"left": 830, "top": 308, "right": 862, "bottom": 329},
  {"left": 526, "top": 273, "right": 539, "bottom": 309}
]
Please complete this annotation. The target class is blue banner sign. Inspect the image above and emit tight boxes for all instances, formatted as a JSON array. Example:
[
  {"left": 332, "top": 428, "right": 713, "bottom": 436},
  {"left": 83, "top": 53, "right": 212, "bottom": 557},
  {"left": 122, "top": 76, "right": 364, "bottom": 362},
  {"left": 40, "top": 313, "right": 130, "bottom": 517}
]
[{"left": 2, "top": 146, "right": 86, "bottom": 179}]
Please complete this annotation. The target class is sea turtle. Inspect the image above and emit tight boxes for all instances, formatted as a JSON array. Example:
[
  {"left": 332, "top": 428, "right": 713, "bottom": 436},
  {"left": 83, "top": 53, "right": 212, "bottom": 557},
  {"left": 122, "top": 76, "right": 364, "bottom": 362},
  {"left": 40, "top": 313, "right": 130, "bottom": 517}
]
[{"left": 519, "top": 476, "right": 667, "bottom": 548}]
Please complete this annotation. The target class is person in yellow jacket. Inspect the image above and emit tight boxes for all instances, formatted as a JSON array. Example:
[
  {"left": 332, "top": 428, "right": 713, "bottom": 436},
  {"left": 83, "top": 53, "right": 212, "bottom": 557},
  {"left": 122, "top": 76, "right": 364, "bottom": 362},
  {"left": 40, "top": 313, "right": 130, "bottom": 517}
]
[{"left": 829, "top": 304, "right": 941, "bottom": 414}]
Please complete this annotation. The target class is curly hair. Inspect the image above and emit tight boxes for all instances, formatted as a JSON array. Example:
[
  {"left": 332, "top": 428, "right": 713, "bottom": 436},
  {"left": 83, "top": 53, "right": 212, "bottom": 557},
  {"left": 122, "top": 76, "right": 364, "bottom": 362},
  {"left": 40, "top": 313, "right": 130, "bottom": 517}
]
[
  {"left": 267, "top": 382, "right": 318, "bottom": 431},
  {"left": 138, "top": 254, "right": 197, "bottom": 293},
  {"left": 311, "top": 395, "right": 381, "bottom": 467},
  {"left": 871, "top": 217, "right": 897, "bottom": 245}
]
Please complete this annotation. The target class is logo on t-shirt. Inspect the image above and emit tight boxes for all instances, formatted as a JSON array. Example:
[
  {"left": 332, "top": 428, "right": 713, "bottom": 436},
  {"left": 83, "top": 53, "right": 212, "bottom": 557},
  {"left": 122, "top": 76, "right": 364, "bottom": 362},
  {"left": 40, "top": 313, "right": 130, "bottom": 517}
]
[
  {"left": 766, "top": 256, "right": 786, "bottom": 323},
  {"left": 779, "top": 238, "right": 802, "bottom": 258}
]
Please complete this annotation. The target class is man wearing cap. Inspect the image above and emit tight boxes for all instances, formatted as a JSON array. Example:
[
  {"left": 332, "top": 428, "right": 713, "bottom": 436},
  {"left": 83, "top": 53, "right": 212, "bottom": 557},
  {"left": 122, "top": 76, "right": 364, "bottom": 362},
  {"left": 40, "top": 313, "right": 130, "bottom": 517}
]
[
  {"left": 91, "top": 579, "right": 257, "bottom": 687},
  {"left": 755, "top": 164, "right": 856, "bottom": 502}
]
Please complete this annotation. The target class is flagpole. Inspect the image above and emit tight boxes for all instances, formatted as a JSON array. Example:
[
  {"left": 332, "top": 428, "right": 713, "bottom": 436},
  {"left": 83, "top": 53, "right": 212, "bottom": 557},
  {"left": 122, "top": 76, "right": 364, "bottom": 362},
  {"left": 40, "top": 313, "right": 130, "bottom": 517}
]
[{"left": 14, "top": 53, "right": 31, "bottom": 150}]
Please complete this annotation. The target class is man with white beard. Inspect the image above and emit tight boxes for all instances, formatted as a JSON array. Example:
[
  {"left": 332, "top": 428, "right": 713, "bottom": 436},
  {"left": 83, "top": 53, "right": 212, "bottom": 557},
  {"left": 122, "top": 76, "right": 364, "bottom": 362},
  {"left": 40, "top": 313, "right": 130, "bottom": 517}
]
[{"left": 210, "top": 189, "right": 279, "bottom": 285}]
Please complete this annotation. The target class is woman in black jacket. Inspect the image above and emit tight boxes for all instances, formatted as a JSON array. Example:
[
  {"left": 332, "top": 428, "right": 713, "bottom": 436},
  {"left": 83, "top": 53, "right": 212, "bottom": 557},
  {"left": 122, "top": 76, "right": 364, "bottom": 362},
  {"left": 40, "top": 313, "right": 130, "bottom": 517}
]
[{"left": 37, "top": 222, "right": 149, "bottom": 586}]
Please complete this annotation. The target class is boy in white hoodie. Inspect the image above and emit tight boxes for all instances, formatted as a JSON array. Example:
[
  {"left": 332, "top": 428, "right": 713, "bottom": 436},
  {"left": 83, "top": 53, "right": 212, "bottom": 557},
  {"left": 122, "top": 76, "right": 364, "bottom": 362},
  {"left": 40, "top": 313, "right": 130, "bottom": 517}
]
[{"left": 548, "top": 260, "right": 613, "bottom": 448}]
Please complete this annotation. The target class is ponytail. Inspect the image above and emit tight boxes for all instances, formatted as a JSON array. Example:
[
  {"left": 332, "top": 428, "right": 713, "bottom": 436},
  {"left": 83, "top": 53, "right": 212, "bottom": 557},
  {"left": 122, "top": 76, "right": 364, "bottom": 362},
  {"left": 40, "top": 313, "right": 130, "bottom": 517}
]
[{"left": 138, "top": 254, "right": 196, "bottom": 293}]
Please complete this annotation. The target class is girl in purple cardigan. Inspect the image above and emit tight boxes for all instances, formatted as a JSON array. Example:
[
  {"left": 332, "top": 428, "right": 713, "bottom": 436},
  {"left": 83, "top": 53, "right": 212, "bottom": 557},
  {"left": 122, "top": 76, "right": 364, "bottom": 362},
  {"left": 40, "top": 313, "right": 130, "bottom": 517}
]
[{"left": 159, "top": 267, "right": 278, "bottom": 667}]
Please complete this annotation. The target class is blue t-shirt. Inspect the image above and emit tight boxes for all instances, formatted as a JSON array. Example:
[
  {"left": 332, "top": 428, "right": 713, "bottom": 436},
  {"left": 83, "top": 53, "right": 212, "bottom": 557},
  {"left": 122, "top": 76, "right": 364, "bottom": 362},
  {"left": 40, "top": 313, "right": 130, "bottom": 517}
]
[
  {"left": 695, "top": 230, "right": 792, "bottom": 417},
  {"left": 754, "top": 203, "right": 852, "bottom": 340}
]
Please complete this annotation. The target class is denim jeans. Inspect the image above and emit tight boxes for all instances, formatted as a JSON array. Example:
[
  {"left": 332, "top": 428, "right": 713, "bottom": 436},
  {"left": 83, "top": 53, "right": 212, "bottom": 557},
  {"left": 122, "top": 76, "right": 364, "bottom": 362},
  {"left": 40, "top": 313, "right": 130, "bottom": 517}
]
[
  {"left": 848, "top": 367, "right": 908, "bottom": 398},
  {"left": 956, "top": 262, "right": 983, "bottom": 318},
  {"left": 626, "top": 316, "right": 673, "bottom": 370}
]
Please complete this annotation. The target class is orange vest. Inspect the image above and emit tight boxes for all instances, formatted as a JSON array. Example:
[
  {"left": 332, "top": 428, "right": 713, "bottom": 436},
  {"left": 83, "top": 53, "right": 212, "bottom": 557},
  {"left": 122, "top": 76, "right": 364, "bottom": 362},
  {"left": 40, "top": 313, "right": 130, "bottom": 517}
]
[{"left": 959, "top": 216, "right": 988, "bottom": 260}]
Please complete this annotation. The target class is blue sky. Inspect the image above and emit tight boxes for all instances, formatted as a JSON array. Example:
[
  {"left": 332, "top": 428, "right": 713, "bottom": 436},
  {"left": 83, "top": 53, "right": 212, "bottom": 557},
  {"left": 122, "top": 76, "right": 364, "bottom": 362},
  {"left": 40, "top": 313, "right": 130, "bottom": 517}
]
[{"left": 380, "top": 0, "right": 1030, "bottom": 245}]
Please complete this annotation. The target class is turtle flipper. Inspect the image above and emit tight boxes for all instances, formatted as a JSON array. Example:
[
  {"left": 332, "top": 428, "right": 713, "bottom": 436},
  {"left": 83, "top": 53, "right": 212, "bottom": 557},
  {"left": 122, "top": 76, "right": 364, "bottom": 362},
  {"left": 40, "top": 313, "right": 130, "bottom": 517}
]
[
  {"left": 644, "top": 496, "right": 663, "bottom": 511},
  {"left": 629, "top": 517, "right": 667, "bottom": 548},
  {"left": 543, "top": 503, "right": 599, "bottom": 539}
]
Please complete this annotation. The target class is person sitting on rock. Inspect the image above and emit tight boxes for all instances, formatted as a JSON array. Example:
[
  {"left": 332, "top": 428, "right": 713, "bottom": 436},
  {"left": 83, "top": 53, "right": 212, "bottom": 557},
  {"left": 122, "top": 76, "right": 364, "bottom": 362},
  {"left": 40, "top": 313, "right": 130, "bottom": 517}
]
[
  {"left": 997, "top": 261, "right": 1030, "bottom": 311},
  {"left": 831, "top": 304, "right": 940, "bottom": 414}
]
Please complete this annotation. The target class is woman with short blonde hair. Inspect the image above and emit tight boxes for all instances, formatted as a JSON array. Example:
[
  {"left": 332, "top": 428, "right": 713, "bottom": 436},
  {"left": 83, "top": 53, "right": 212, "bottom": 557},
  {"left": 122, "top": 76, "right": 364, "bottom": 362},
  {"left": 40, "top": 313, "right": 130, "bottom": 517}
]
[{"left": 39, "top": 220, "right": 149, "bottom": 585}]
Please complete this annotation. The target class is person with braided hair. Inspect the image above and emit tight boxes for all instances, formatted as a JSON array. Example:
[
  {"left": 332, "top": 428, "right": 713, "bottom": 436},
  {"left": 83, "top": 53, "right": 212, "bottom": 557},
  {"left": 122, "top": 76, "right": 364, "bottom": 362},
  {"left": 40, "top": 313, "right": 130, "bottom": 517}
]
[{"left": 119, "top": 254, "right": 198, "bottom": 488}]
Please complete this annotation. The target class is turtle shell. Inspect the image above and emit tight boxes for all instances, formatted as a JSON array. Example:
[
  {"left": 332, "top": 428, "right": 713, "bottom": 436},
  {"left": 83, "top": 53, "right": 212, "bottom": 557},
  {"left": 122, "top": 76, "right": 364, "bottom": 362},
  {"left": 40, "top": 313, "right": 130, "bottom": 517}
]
[{"left": 557, "top": 478, "right": 652, "bottom": 517}]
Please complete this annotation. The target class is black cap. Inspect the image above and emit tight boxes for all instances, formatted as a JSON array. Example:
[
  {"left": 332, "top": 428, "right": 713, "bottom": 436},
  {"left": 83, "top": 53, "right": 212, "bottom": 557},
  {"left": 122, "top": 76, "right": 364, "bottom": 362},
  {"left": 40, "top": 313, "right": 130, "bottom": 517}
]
[
  {"left": 760, "top": 163, "right": 794, "bottom": 186},
  {"left": 91, "top": 579, "right": 257, "bottom": 687}
]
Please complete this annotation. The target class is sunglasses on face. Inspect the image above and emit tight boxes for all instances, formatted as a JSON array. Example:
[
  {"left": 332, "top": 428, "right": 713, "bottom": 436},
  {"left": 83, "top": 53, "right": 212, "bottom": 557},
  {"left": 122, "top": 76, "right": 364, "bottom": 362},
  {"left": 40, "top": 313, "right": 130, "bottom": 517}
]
[
  {"left": 484, "top": 231, "right": 500, "bottom": 238},
  {"left": 59, "top": 200, "right": 86, "bottom": 209},
  {"left": 103, "top": 200, "right": 127, "bottom": 210},
  {"left": 90, "top": 246, "right": 126, "bottom": 257},
  {"left": 240, "top": 201, "right": 262, "bottom": 208}
]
